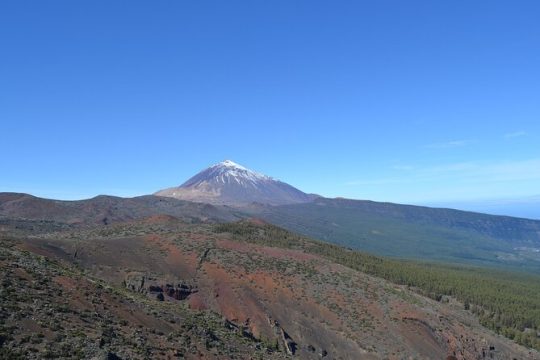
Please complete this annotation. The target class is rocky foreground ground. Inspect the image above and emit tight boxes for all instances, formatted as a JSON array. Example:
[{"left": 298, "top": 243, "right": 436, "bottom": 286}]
[{"left": 0, "top": 216, "right": 537, "bottom": 359}]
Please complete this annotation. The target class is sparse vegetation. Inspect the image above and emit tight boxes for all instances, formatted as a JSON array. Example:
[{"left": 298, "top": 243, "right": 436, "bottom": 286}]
[
  {"left": 216, "top": 220, "right": 540, "bottom": 350},
  {"left": 1, "top": 215, "right": 538, "bottom": 358},
  {"left": 0, "top": 236, "right": 286, "bottom": 359}
]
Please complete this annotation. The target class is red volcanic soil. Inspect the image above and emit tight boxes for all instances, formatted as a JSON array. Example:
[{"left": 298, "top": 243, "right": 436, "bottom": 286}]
[
  {"left": 4, "top": 220, "right": 537, "bottom": 360},
  {"left": 246, "top": 217, "right": 268, "bottom": 226},
  {"left": 139, "top": 214, "right": 180, "bottom": 224},
  {"left": 187, "top": 292, "right": 207, "bottom": 310},
  {"left": 216, "top": 237, "right": 318, "bottom": 262},
  {"left": 143, "top": 234, "right": 199, "bottom": 275},
  {"left": 399, "top": 317, "right": 445, "bottom": 357},
  {"left": 0, "top": 236, "right": 279, "bottom": 359},
  {"left": 209, "top": 265, "right": 268, "bottom": 335}
]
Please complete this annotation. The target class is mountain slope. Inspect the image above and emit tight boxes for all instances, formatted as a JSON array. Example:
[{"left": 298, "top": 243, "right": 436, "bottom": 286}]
[
  {"left": 4, "top": 191, "right": 540, "bottom": 271},
  {"left": 0, "top": 192, "right": 243, "bottom": 226},
  {"left": 155, "top": 160, "right": 315, "bottom": 205},
  {"left": 245, "top": 197, "right": 540, "bottom": 271},
  {"left": 0, "top": 235, "right": 287, "bottom": 359},
  {"left": 2, "top": 217, "right": 537, "bottom": 358}
]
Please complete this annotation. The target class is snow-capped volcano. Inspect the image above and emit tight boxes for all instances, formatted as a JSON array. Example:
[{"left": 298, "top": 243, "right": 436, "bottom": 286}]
[
  {"left": 155, "top": 160, "right": 315, "bottom": 206},
  {"left": 182, "top": 160, "right": 272, "bottom": 187}
]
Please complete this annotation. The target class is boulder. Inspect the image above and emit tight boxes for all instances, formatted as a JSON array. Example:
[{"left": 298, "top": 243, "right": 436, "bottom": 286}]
[{"left": 165, "top": 282, "right": 197, "bottom": 300}]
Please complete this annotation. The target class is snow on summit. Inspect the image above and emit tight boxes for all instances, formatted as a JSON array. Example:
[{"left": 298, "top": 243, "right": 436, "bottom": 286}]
[
  {"left": 155, "top": 160, "right": 314, "bottom": 206},
  {"left": 207, "top": 160, "right": 272, "bottom": 183},
  {"left": 218, "top": 160, "right": 247, "bottom": 170}
]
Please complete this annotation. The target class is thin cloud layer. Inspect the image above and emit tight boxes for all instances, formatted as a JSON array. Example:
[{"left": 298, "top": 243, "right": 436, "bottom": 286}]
[
  {"left": 357, "top": 159, "right": 540, "bottom": 183},
  {"left": 504, "top": 131, "right": 527, "bottom": 138},
  {"left": 424, "top": 140, "right": 472, "bottom": 149}
]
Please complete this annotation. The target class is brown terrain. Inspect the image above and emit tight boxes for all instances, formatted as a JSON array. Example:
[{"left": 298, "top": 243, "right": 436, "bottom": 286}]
[
  {"left": 0, "top": 192, "right": 243, "bottom": 226},
  {"left": 0, "top": 215, "right": 537, "bottom": 359}
]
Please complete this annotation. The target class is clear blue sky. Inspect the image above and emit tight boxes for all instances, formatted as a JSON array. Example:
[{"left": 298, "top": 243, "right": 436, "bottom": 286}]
[{"left": 1, "top": 1, "right": 539, "bottom": 204}]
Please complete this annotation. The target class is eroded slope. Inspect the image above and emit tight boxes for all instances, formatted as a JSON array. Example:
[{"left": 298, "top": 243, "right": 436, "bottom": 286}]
[{"left": 4, "top": 218, "right": 536, "bottom": 359}]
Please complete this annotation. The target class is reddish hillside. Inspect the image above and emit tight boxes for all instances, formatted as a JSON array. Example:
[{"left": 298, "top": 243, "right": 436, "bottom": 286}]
[
  {"left": 0, "top": 192, "right": 242, "bottom": 225},
  {"left": 2, "top": 217, "right": 536, "bottom": 359}
]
